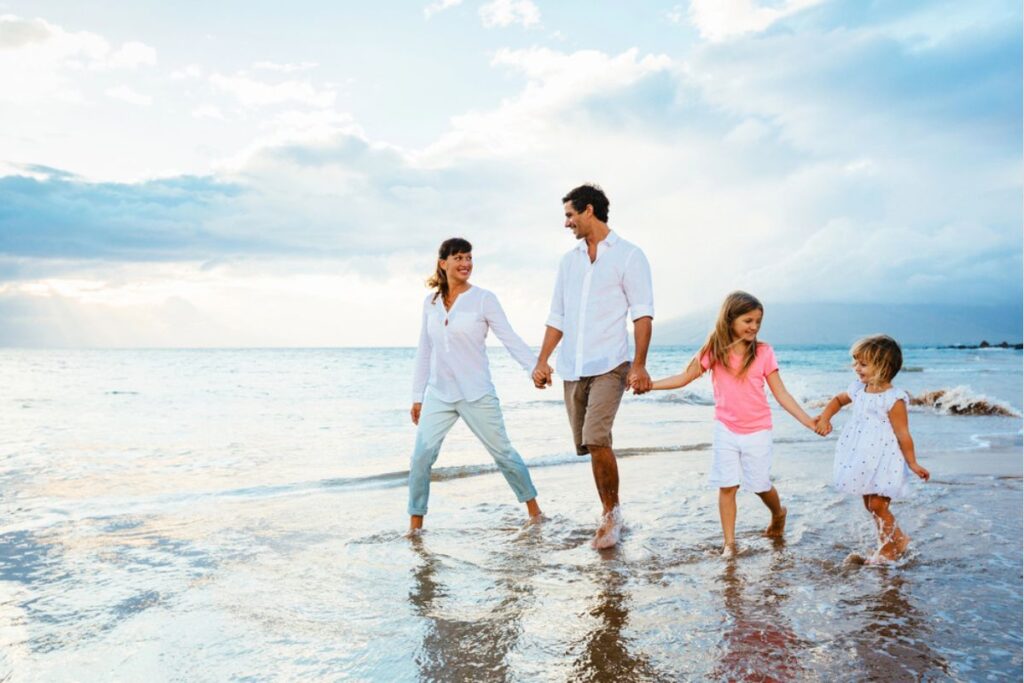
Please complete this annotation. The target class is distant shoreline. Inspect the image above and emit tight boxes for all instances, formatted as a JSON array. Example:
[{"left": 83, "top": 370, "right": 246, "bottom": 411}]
[{"left": 944, "top": 341, "right": 1024, "bottom": 350}]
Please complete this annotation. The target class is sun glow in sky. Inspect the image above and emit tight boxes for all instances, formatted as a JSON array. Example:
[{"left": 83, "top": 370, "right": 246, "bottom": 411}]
[{"left": 0, "top": 0, "right": 1020, "bottom": 347}]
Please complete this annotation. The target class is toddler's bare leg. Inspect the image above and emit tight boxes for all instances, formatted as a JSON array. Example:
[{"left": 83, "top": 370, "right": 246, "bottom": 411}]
[{"left": 865, "top": 495, "right": 909, "bottom": 562}]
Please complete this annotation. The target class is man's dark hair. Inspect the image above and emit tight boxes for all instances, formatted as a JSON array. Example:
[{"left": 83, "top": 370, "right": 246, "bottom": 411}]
[{"left": 562, "top": 183, "right": 610, "bottom": 223}]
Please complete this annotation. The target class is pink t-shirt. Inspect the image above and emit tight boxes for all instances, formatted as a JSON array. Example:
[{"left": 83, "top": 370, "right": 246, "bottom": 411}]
[{"left": 700, "top": 343, "right": 779, "bottom": 434}]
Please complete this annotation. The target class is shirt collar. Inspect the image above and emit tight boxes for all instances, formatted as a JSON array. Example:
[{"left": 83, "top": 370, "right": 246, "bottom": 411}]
[{"left": 574, "top": 229, "right": 619, "bottom": 252}]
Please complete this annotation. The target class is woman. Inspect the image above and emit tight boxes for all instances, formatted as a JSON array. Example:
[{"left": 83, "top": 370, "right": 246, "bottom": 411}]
[{"left": 408, "top": 237, "right": 542, "bottom": 532}]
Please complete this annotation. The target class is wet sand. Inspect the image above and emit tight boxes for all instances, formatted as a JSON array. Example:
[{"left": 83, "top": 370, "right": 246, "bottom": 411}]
[{"left": 3, "top": 442, "right": 1020, "bottom": 680}]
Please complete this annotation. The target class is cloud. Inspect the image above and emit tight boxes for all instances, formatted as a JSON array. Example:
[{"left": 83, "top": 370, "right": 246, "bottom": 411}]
[
  {"left": 479, "top": 0, "right": 541, "bottom": 28},
  {"left": 0, "top": 13, "right": 50, "bottom": 48},
  {"left": 686, "top": 0, "right": 826, "bottom": 42},
  {"left": 104, "top": 84, "right": 152, "bottom": 106},
  {"left": 424, "top": 0, "right": 464, "bottom": 19},
  {"left": 104, "top": 40, "right": 156, "bottom": 69},
  {"left": 0, "top": 171, "right": 246, "bottom": 262},
  {"left": 170, "top": 63, "right": 204, "bottom": 80},
  {"left": 0, "top": 15, "right": 156, "bottom": 104},
  {"left": 252, "top": 60, "right": 319, "bottom": 73},
  {"left": 208, "top": 72, "right": 336, "bottom": 108},
  {"left": 417, "top": 47, "right": 674, "bottom": 165},
  {"left": 191, "top": 104, "right": 225, "bottom": 120}
]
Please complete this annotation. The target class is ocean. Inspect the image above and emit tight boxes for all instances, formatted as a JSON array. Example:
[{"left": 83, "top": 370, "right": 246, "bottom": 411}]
[{"left": 0, "top": 345, "right": 1021, "bottom": 680}]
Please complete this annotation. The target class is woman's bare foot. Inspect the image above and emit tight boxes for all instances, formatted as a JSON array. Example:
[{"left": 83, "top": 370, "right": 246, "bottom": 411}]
[
  {"left": 592, "top": 507, "right": 623, "bottom": 549},
  {"left": 764, "top": 506, "right": 787, "bottom": 537},
  {"left": 407, "top": 514, "right": 424, "bottom": 536},
  {"left": 722, "top": 543, "right": 737, "bottom": 558},
  {"left": 524, "top": 513, "right": 546, "bottom": 527}
]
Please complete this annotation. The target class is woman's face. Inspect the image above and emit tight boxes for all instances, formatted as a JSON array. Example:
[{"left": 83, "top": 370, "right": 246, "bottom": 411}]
[{"left": 440, "top": 251, "right": 473, "bottom": 286}]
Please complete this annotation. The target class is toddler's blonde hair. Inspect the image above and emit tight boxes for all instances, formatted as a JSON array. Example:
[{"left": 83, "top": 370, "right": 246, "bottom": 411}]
[{"left": 851, "top": 334, "right": 903, "bottom": 384}]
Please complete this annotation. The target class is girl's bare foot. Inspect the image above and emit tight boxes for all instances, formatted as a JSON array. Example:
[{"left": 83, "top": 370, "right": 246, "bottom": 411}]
[
  {"left": 722, "top": 543, "right": 737, "bottom": 558},
  {"left": 764, "top": 507, "right": 787, "bottom": 537}
]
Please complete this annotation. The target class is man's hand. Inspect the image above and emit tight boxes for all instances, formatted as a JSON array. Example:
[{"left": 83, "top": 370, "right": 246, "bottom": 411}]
[
  {"left": 532, "top": 361, "right": 553, "bottom": 389},
  {"left": 627, "top": 365, "right": 652, "bottom": 394},
  {"left": 410, "top": 402, "right": 422, "bottom": 425}
]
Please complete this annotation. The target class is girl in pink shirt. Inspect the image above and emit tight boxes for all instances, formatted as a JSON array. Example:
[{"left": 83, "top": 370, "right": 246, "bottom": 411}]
[{"left": 652, "top": 291, "right": 817, "bottom": 556}]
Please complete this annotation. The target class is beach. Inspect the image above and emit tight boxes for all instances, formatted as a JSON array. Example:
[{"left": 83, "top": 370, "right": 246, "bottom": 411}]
[{"left": 0, "top": 347, "right": 1021, "bottom": 680}]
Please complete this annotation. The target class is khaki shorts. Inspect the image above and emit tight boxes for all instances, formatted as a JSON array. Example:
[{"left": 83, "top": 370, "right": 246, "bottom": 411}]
[{"left": 563, "top": 361, "right": 630, "bottom": 455}]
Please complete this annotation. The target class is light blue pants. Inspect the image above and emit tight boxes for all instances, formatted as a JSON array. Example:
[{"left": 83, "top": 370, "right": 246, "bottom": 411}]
[{"left": 408, "top": 392, "right": 538, "bottom": 516}]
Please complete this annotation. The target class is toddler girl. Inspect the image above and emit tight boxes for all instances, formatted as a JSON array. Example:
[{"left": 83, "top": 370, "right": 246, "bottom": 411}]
[{"left": 815, "top": 335, "right": 929, "bottom": 563}]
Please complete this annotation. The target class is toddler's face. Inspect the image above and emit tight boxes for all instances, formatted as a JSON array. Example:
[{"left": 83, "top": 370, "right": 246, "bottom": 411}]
[{"left": 852, "top": 356, "right": 878, "bottom": 385}]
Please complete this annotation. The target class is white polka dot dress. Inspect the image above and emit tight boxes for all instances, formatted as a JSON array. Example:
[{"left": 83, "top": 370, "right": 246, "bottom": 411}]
[{"left": 833, "top": 380, "right": 912, "bottom": 499}]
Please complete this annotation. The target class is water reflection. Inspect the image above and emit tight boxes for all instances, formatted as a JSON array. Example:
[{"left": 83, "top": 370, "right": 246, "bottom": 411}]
[
  {"left": 570, "top": 562, "right": 667, "bottom": 682},
  {"left": 852, "top": 572, "right": 950, "bottom": 679},
  {"left": 713, "top": 548, "right": 806, "bottom": 682},
  {"left": 407, "top": 536, "right": 531, "bottom": 682}
]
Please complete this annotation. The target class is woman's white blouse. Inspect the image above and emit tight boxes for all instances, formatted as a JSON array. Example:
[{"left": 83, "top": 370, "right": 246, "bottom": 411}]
[{"left": 412, "top": 286, "right": 536, "bottom": 403}]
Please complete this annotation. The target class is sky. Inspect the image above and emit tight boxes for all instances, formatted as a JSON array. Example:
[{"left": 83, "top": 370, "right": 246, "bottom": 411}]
[{"left": 0, "top": 0, "right": 1020, "bottom": 347}]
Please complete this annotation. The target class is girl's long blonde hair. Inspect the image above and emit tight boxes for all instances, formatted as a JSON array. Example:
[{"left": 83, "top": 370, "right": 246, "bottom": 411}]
[{"left": 691, "top": 291, "right": 764, "bottom": 377}]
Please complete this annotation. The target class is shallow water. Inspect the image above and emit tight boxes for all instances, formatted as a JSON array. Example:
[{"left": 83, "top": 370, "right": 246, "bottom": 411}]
[{"left": 0, "top": 347, "right": 1021, "bottom": 680}]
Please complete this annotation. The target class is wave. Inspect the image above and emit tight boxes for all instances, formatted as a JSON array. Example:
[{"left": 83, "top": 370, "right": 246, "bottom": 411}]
[
  {"left": 654, "top": 391, "right": 714, "bottom": 407},
  {"left": 808, "top": 386, "right": 1020, "bottom": 417},
  {"left": 910, "top": 387, "right": 1020, "bottom": 417},
  {"left": 969, "top": 432, "right": 1024, "bottom": 449}
]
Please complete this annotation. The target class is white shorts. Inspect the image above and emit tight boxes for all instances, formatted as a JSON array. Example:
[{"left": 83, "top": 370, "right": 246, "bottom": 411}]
[{"left": 709, "top": 421, "right": 774, "bottom": 493}]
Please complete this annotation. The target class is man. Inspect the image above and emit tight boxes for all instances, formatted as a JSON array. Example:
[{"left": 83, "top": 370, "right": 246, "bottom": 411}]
[{"left": 532, "top": 183, "right": 654, "bottom": 549}]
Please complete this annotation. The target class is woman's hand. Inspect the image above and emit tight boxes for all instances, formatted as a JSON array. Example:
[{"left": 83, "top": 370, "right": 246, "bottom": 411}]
[
  {"left": 532, "top": 361, "right": 553, "bottom": 388},
  {"left": 909, "top": 462, "right": 930, "bottom": 481},
  {"left": 411, "top": 402, "right": 422, "bottom": 425}
]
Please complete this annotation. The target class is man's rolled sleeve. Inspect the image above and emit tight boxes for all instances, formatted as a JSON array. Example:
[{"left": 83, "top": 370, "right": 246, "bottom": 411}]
[{"left": 623, "top": 248, "right": 654, "bottom": 322}]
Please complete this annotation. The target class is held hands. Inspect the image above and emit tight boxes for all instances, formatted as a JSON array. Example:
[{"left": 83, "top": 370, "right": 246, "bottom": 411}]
[
  {"left": 909, "top": 462, "right": 930, "bottom": 481},
  {"left": 627, "top": 365, "right": 652, "bottom": 395},
  {"left": 532, "top": 361, "right": 553, "bottom": 389},
  {"left": 814, "top": 414, "right": 833, "bottom": 436},
  {"left": 410, "top": 402, "right": 422, "bottom": 425}
]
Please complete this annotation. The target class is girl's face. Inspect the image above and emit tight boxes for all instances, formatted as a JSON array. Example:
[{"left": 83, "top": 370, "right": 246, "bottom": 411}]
[
  {"left": 440, "top": 251, "right": 473, "bottom": 286},
  {"left": 852, "top": 356, "right": 879, "bottom": 385},
  {"left": 730, "top": 308, "right": 763, "bottom": 344}
]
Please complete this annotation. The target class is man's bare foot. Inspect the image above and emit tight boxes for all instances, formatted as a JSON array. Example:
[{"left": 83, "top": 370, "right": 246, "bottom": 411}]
[
  {"left": 764, "top": 506, "right": 787, "bottom": 537},
  {"left": 591, "top": 507, "right": 622, "bottom": 549},
  {"left": 722, "top": 543, "right": 737, "bottom": 558}
]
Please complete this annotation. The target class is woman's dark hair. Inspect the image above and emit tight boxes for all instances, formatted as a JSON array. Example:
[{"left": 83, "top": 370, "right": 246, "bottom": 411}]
[
  {"left": 427, "top": 237, "right": 472, "bottom": 304},
  {"left": 562, "top": 183, "right": 610, "bottom": 222}
]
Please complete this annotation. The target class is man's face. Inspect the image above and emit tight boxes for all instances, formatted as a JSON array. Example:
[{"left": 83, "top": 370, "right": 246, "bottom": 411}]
[{"left": 564, "top": 201, "right": 590, "bottom": 240}]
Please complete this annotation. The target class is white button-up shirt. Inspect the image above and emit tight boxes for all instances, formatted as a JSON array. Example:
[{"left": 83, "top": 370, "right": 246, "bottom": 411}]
[
  {"left": 412, "top": 286, "right": 536, "bottom": 403},
  {"left": 545, "top": 231, "right": 654, "bottom": 381}
]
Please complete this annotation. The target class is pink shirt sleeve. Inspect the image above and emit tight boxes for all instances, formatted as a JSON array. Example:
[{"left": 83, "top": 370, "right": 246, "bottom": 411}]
[
  {"left": 759, "top": 344, "right": 779, "bottom": 375},
  {"left": 699, "top": 350, "right": 712, "bottom": 370}
]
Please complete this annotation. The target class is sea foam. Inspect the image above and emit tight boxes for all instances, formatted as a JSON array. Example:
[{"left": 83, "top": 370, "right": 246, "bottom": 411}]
[{"left": 910, "top": 386, "right": 1020, "bottom": 417}]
